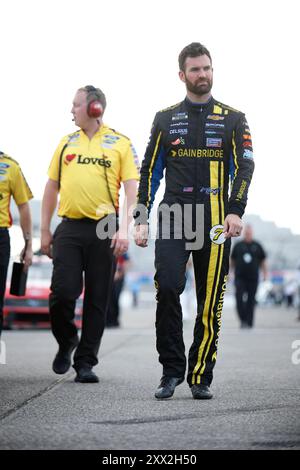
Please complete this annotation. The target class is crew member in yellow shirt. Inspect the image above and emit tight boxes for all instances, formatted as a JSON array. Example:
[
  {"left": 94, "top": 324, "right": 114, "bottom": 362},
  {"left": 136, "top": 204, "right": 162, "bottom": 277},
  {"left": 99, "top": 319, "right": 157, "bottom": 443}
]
[
  {"left": 0, "top": 152, "right": 33, "bottom": 336},
  {"left": 41, "top": 85, "right": 139, "bottom": 383}
]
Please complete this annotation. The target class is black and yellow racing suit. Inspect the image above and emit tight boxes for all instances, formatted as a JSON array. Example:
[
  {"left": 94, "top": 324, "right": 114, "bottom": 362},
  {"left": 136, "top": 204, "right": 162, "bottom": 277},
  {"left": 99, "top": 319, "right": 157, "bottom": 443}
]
[{"left": 135, "top": 97, "right": 255, "bottom": 386}]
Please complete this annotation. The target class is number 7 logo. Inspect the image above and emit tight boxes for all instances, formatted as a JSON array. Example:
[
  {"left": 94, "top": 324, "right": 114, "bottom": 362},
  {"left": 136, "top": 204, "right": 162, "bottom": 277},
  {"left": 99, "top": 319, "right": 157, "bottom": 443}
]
[{"left": 210, "top": 224, "right": 226, "bottom": 245}]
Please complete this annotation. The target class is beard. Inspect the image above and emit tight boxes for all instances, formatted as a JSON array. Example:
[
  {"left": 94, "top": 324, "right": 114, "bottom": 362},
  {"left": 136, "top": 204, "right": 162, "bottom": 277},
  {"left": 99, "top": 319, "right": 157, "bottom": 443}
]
[{"left": 185, "top": 76, "right": 213, "bottom": 96}]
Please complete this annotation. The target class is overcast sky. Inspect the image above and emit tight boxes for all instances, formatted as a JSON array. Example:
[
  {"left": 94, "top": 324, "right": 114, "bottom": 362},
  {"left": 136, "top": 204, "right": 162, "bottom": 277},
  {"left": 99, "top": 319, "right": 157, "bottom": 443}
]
[{"left": 1, "top": 0, "right": 300, "bottom": 234}]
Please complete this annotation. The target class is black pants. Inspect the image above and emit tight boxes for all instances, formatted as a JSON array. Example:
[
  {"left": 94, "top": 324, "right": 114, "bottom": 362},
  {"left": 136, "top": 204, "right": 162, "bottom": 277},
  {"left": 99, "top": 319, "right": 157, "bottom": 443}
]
[
  {"left": 106, "top": 277, "right": 125, "bottom": 326},
  {"left": 154, "top": 233, "right": 231, "bottom": 387},
  {"left": 235, "top": 277, "right": 258, "bottom": 327},
  {"left": 49, "top": 219, "right": 115, "bottom": 370},
  {"left": 0, "top": 229, "right": 10, "bottom": 337}
]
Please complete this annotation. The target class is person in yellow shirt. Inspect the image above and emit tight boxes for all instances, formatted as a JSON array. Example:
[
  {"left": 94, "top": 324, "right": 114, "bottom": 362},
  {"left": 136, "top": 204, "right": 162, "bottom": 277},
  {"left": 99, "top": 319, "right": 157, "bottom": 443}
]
[
  {"left": 41, "top": 85, "right": 139, "bottom": 383},
  {"left": 0, "top": 152, "right": 33, "bottom": 336}
]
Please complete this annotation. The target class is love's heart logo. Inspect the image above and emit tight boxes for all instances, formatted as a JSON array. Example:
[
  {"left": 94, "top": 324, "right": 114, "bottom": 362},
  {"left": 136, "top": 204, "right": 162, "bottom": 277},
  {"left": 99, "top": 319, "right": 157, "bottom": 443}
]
[{"left": 65, "top": 154, "right": 76, "bottom": 164}]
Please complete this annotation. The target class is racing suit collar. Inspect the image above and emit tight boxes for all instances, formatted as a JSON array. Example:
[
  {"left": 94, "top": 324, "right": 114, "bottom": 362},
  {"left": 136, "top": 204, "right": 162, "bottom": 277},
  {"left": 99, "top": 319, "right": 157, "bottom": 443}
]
[{"left": 184, "top": 96, "right": 214, "bottom": 110}]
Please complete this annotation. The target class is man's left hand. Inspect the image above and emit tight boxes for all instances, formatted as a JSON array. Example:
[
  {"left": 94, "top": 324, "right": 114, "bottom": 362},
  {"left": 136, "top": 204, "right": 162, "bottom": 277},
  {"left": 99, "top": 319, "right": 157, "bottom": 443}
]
[
  {"left": 20, "top": 245, "right": 33, "bottom": 271},
  {"left": 223, "top": 214, "right": 243, "bottom": 239},
  {"left": 111, "top": 230, "right": 129, "bottom": 257}
]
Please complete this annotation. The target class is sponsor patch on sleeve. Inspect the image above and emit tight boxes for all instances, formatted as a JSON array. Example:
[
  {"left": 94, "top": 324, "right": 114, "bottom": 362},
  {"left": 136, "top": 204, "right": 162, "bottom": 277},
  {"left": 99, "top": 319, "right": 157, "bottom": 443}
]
[{"left": 206, "top": 138, "right": 222, "bottom": 148}]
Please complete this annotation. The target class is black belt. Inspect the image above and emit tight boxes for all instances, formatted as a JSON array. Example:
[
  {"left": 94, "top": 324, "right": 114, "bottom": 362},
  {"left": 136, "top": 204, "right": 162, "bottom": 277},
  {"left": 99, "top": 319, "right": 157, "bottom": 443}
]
[
  {"left": 62, "top": 217, "right": 99, "bottom": 223},
  {"left": 0, "top": 227, "right": 8, "bottom": 231}
]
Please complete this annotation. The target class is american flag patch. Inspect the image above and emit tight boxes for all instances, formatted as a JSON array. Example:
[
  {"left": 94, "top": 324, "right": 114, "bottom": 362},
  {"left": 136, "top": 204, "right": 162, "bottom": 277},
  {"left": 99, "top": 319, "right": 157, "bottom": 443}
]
[{"left": 183, "top": 187, "right": 194, "bottom": 192}]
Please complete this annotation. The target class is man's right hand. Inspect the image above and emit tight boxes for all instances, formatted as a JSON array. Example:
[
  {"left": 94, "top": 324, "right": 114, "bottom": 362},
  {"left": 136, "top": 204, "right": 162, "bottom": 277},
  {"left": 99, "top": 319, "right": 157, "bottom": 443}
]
[
  {"left": 41, "top": 229, "right": 53, "bottom": 258},
  {"left": 134, "top": 224, "right": 149, "bottom": 248}
]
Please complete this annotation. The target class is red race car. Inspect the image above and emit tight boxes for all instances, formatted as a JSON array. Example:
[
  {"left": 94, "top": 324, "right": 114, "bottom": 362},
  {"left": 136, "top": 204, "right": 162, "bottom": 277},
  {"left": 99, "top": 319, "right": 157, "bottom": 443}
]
[{"left": 3, "top": 255, "right": 83, "bottom": 330}]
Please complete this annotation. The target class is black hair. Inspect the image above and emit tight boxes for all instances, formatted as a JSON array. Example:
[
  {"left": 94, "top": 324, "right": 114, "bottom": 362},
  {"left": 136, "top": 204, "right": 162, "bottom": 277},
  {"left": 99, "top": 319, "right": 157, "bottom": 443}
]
[{"left": 178, "top": 42, "right": 212, "bottom": 71}]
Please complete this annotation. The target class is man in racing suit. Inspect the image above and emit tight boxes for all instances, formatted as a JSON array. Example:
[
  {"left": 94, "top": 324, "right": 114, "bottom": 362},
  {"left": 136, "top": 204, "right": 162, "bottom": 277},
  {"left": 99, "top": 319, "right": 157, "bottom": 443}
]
[{"left": 134, "top": 42, "right": 255, "bottom": 399}]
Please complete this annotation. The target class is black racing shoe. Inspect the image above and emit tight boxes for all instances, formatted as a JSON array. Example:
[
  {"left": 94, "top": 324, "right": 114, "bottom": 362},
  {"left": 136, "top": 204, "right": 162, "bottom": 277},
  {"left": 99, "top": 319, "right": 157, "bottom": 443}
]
[
  {"left": 74, "top": 368, "right": 99, "bottom": 383},
  {"left": 52, "top": 342, "right": 78, "bottom": 375},
  {"left": 191, "top": 384, "right": 213, "bottom": 400},
  {"left": 155, "top": 376, "right": 184, "bottom": 399}
]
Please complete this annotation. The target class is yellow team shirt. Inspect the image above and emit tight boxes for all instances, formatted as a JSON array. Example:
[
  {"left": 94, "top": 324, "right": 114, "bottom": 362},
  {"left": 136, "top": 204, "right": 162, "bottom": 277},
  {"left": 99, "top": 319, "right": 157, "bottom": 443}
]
[
  {"left": 48, "top": 125, "right": 140, "bottom": 220},
  {"left": 0, "top": 152, "right": 33, "bottom": 227}
]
